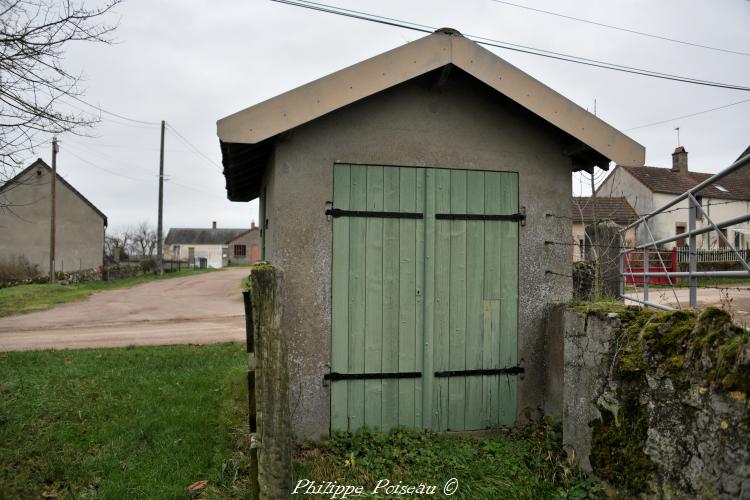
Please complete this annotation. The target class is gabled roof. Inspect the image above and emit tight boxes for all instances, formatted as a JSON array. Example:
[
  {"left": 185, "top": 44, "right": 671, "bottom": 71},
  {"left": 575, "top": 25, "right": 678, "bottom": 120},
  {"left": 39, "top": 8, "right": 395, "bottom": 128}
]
[
  {"left": 0, "top": 158, "right": 108, "bottom": 225},
  {"left": 164, "top": 227, "right": 249, "bottom": 246},
  {"left": 572, "top": 196, "right": 639, "bottom": 225},
  {"left": 617, "top": 165, "right": 750, "bottom": 201},
  {"left": 226, "top": 226, "right": 259, "bottom": 244},
  {"left": 737, "top": 144, "right": 750, "bottom": 162},
  {"left": 217, "top": 28, "right": 645, "bottom": 201}
]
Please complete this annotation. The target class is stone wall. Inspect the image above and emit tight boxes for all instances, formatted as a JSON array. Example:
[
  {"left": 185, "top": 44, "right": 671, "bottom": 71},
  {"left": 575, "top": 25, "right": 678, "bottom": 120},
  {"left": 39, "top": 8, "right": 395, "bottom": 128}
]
[{"left": 555, "top": 304, "right": 750, "bottom": 498}]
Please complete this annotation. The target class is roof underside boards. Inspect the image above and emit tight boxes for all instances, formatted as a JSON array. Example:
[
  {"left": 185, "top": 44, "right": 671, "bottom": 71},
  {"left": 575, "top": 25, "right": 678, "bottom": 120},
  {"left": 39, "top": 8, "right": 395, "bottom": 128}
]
[
  {"left": 619, "top": 165, "right": 750, "bottom": 201},
  {"left": 572, "top": 196, "right": 639, "bottom": 225},
  {"left": 217, "top": 29, "right": 645, "bottom": 201},
  {"left": 164, "top": 228, "right": 250, "bottom": 246}
]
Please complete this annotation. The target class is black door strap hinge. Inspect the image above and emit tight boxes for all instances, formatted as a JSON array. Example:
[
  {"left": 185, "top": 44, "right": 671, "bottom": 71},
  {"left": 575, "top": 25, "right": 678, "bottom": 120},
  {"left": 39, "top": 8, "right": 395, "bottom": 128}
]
[
  {"left": 435, "top": 213, "right": 526, "bottom": 222},
  {"left": 434, "top": 366, "right": 524, "bottom": 378},
  {"left": 326, "top": 208, "right": 423, "bottom": 219},
  {"left": 324, "top": 371, "right": 422, "bottom": 381}
]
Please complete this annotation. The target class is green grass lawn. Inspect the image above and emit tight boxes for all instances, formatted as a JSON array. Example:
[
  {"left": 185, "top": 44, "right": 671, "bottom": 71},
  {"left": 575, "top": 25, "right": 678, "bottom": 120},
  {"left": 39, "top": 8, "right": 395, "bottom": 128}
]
[
  {"left": 0, "top": 342, "right": 248, "bottom": 499},
  {"left": 0, "top": 268, "right": 216, "bottom": 318},
  {"left": 0, "top": 342, "right": 600, "bottom": 499}
]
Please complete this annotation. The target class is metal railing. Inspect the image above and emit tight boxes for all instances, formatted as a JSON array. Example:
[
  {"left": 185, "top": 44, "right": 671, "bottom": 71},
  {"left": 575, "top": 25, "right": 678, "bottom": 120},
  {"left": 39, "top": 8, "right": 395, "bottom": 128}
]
[{"left": 619, "top": 152, "right": 750, "bottom": 310}]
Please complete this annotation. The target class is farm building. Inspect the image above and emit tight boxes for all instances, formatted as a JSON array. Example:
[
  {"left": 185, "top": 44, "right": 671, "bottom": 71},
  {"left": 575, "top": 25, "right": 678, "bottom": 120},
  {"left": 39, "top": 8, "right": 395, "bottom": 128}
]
[
  {"left": 164, "top": 221, "right": 259, "bottom": 268},
  {"left": 217, "top": 28, "right": 645, "bottom": 439},
  {"left": 0, "top": 158, "right": 107, "bottom": 275}
]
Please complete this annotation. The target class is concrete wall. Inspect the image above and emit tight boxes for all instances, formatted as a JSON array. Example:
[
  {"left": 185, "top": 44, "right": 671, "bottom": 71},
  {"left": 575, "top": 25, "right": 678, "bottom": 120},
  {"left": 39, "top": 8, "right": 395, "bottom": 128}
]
[
  {"left": 0, "top": 166, "right": 105, "bottom": 274},
  {"left": 262, "top": 69, "right": 575, "bottom": 439}
]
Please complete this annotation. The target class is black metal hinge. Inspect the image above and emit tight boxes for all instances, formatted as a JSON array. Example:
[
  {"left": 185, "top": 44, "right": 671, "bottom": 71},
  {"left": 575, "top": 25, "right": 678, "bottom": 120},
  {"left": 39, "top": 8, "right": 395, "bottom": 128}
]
[
  {"left": 435, "top": 213, "right": 526, "bottom": 222},
  {"left": 326, "top": 208, "right": 423, "bottom": 219},
  {"left": 434, "top": 367, "right": 524, "bottom": 378},
  {"left": 324, "top": 371, "right": 422, "bottom": 381}
]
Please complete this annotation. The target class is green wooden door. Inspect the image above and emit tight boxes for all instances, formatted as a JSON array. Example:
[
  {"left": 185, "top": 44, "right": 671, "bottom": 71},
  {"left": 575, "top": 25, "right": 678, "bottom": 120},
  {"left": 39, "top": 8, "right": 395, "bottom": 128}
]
[{"left": 331, "top": 164, "right": 518, "bottom": 432}]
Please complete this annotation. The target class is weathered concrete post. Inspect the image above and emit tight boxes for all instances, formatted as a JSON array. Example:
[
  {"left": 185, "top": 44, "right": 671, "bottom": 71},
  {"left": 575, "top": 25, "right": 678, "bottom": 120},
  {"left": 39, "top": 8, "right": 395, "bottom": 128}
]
[
  {"left": 584, "top": 221, "right": 621, "bottom": 300},
  {"left": 249, "top": 263, "right": 292, "bottom": 498}
]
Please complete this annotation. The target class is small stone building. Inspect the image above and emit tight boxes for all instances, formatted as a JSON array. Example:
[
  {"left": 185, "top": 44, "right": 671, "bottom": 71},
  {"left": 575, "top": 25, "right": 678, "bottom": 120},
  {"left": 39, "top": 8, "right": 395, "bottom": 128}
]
[
  {"left": 226, "top": 222, "right": 261, "bottom": 265},
  {"left": 217, "top": 29, "right": 645, "bottom": 439},
  {"left": 0, "top": 158, "right": 107, "bottom": 274}
]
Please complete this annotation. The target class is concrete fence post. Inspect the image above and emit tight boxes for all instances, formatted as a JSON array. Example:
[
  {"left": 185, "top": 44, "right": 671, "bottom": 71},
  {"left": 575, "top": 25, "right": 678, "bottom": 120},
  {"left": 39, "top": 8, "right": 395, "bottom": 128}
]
[
  {"left": 584, "top": 221, "right": 621, "bottom": 300},
  {"left": 249, "top": 263, "right": 292, "bottom": 498}
]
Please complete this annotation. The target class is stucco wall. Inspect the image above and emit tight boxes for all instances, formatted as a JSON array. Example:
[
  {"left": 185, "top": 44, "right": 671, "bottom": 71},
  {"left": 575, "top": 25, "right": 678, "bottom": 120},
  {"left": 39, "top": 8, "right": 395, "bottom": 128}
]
[
  {"left": 597, "top": 166, "right": 654, "bottom": 245},
  {"left": 165, "top": 243, "right": 225, "bottom": 268},
  {"left": 572, "top": 222, "right": 636, "bottom": 261},
  {"left": 0, "top": 166, "right": 105, "bottom": 274},
  {"left": 262, "top": 69, "right": 576, "bottom": 439}
]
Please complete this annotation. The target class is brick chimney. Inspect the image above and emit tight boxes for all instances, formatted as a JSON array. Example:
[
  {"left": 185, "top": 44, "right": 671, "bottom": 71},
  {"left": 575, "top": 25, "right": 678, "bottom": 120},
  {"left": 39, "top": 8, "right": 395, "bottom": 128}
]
[
  {"left": 212, "top": 221, "right": 217, "bottom": 229},
  {"left": 672, "top": 146, "right": 688, "bottom": 173},
  {"left": 251, "top": 220, "right": 256, "bottom": 229}
]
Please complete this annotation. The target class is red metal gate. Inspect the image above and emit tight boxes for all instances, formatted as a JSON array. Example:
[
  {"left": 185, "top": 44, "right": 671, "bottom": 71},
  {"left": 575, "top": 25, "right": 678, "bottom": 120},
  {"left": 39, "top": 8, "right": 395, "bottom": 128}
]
[{"left": 623, "top": 248, "right": 677, "bottom": 285}]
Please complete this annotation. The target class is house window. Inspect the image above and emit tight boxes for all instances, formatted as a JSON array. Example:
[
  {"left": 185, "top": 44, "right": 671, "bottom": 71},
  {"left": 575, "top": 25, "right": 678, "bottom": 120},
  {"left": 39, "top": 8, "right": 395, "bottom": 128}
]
[
  {"left": 234, "top": 244, "right": 247, "bottom": 257},
  {"left": 675, "top": 225, "right": 686, "bottom": 247},
  {"left": 172, "top": 245, "right": 180, "bottom": 257}
]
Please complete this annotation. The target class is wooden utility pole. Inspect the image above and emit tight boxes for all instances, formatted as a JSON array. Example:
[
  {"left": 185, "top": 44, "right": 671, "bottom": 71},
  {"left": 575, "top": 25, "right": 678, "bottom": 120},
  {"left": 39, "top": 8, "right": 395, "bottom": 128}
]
[
  {"left": 157, "top": 120, "right": 165, "bottom": 275},
  {"left": 49, "top": 137, "right": 59, "bottom": 282}
]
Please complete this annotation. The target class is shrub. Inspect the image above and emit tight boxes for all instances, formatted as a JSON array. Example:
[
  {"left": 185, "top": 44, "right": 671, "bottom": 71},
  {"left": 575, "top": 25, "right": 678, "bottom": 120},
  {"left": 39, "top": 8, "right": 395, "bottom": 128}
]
[{"left": 0, "top": 255, "right": 42, "bottom": 285}]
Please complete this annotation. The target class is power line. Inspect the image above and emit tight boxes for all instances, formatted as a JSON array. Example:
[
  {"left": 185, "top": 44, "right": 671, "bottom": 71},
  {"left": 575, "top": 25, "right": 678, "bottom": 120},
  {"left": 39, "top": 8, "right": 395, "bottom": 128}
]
[
  {"left": 490, "top": 0, "right": 750, "bottom": 57},
  {"left": 270, "top": 0, "right": 750, "bottom": 92},
  {"left": 624, "top": 98, "right": 750, "bottom": 131},
  {"left": 165, "top": 123, "right": 223, "bottom": 172},
  {"left": 65, "top": 94, "right": 162, "bottom": 127},
  {"left": 64, "top": 149, "right": 154, "bottom": 183}
]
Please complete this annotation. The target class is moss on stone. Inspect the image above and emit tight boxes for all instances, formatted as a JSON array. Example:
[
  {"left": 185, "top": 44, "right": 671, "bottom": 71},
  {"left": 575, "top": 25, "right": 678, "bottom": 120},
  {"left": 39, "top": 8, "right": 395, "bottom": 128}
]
[{"left": 590, "top": 397, "right": 655, "bottom": 495}]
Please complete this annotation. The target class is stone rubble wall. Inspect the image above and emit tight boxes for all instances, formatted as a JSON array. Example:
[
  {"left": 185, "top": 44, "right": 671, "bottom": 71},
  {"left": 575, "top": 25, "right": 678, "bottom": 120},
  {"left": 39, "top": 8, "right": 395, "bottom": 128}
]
[{"left": 555, "top": 306, "right": 750, "bottom": 498}]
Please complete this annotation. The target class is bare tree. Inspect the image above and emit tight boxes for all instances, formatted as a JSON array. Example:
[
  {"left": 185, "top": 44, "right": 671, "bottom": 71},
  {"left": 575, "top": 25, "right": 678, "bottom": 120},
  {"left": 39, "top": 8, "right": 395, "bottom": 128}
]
[
  {"left": 132, "top": 221, "right": 157, "bottom": 258},
  {"left": 0, "top": 0, "right": 122, "bottom": 186}
]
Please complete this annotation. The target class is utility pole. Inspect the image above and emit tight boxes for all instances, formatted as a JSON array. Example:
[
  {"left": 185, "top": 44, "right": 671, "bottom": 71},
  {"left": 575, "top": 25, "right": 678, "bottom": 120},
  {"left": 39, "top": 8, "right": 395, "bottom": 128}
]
[
  {"left": 49, "top": 137, "right": 59, "bottom": 282},
  {"left": 157, "top": 120, "right": 165, "bottom": 275}
]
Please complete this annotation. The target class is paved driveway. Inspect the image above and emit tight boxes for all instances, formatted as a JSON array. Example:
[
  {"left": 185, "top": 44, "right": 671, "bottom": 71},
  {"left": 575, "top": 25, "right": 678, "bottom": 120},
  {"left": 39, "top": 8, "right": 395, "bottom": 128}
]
[{"left": 0, "top": 268, "right": 249, "bottom": 351}]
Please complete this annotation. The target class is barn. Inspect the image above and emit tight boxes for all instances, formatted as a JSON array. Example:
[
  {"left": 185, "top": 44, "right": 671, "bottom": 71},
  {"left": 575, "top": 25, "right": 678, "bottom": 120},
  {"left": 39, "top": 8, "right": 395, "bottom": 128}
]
[{"left": 216, "top": 28, "right": 645, "bottom": 439}]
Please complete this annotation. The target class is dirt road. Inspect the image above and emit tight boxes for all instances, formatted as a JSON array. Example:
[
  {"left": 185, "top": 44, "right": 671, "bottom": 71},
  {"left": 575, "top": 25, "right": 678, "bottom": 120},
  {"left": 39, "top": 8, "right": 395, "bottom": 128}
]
[
  {"left": 0, "top": 268, "right": 249, "bottom": 351},
  {"left": 625, "top": 285, "right": 750, "bottom": 324}
]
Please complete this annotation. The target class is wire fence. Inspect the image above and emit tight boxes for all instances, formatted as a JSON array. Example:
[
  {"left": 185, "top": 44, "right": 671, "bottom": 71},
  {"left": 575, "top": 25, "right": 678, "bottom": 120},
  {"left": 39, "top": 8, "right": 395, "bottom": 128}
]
[{"left": 618, "top": 151, "right": 750, "bottom": 310}]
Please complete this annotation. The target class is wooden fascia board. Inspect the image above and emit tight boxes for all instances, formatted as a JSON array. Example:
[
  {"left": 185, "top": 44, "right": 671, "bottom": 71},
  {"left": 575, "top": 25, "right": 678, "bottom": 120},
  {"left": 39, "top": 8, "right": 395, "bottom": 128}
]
[
  {"left": 450, "top": 36, "right": 644, "bottom": 167},
  {"left": 217, "top": 33, "right": 452, "bottom": 144},
  {"left": 217, "top": 31, "right": 645, "bottom": 169}
]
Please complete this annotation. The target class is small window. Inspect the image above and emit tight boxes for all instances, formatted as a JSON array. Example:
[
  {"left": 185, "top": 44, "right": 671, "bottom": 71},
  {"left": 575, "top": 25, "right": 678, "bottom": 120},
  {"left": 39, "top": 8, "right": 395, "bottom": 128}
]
[
  {"left": 715, "top": 185, "right": 728, "bottom": 192},
  {"left": 234, "top": 244, "right": 247, "bottom": 257}
]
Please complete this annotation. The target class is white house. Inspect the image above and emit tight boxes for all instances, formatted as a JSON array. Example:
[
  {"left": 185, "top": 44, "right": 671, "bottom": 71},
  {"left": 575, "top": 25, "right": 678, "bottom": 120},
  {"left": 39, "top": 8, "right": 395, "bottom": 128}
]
[
  {"left": 596, "top": 146, "right": 750, "bottom": 250},
  {"left": 164, "top": 222, "right": 250, "bottom": 268}
]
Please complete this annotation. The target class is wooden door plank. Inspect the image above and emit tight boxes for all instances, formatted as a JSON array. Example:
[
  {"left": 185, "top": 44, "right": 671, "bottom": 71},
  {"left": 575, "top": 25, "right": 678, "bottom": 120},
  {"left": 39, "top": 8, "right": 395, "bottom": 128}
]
[
  {"left": 483, "top": 172, "right": 502, "bottom": 427},
  {"left": 347, "top": 165, "right": 368, "bottom": 430},
  {"left": 433, "top": 168, "right": 451, "bottom": 431},
  {"left": 421, "top": 169, "right": 436, "bottom": 431},
  {"left": 397, "top": 167, "right": 417, "bottom": 428},
  {"left": 381, "top": 166, "right": 400, "bottom": 431},
  {"left": 414, "top": 168, "right": 425, "bottom": 426},
  {"left": 464, "top": 170, "right": 485, "bottom": 430},
  {"left": 448, "top": 169, "right": 467, "bottom": 431},
  {"left": 364, "top": 166, "right": 384, "bottom": 429},
  {"left": 331, "top": 164, "right": 351, "bottom": 431}
]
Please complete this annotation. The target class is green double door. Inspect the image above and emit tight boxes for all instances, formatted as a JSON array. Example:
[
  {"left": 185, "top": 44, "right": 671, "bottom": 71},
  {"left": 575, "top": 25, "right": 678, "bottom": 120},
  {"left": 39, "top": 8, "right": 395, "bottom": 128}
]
[{"left": 331, "top": 164, "right": 518, "bottom": 432}]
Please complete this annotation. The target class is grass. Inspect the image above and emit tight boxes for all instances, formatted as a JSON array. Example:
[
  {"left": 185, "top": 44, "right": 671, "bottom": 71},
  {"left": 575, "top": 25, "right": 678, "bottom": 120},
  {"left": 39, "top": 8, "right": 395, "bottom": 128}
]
[
  {"left": 289, "top": 421, "right": 601, "bottom": 499},
  {"left": 0, "top": 342, "right": 248, "bottom": 499},
  {"left": 0, "top": 268, "right": 216, "bottom": 318},
  {"left": 0, "top": 340, "right": 602, "bottom": 499},
  {"left": 643, "top": 277, "right": 750, "bottom": 289}
]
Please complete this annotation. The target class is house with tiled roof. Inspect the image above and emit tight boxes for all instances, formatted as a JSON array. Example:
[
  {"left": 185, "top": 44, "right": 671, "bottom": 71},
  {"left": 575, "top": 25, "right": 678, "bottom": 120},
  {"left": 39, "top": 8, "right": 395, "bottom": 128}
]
[
  {"left": 571, "top": 196, "right": 639, "bottom": 260},
  {"left": 596, "top": 146, "right": 750, "bottom": 250}
]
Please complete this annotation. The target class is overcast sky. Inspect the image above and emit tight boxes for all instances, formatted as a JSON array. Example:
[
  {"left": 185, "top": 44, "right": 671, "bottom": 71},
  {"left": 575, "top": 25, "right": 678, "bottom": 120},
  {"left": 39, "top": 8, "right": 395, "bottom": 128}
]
[{"left": 25, "top": 0, "right": 750, "bottom": 233}]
